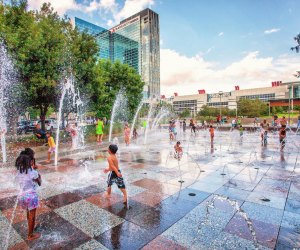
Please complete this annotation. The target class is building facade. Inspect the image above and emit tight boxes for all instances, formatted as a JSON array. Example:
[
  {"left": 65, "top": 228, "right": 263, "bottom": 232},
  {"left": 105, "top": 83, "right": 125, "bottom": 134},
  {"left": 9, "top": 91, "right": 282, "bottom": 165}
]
[
  {"left": 74, "top": 8, "right": 160, "bottom": 100},
  {"left": 171, "top": 81, "right": 300, "bottom": 116}
]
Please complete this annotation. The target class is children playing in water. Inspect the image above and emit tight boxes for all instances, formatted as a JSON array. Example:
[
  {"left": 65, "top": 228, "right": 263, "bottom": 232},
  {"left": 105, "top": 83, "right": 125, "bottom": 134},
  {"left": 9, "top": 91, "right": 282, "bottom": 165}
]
[
  {"left": 124, "top": 123, "right": 130, "bottom": 146},
  {"left": 209, "top": 125, "right": 214, "bottom": 142},
  {"left": 15, "top": 149, "right": 41, "bottom": 240},
  {"left": 169, "top": 121, "right": 175, "bottom": 141},
  {"left": 67, "top": 123, "right": 78, "bottom": 149},
  {"left": 103, "top": 144, "right": 127, "bottom": 204},
  {"left": 174, "top": 141, "right": 183, "bottom": 160},
  {"left": 190, "top": 119, "right": 196, "bottom": 134},
  {"left": 133, "top": 128, "right": 138, "bottom": 140},
  {"left": 46, "top": 132, "right": 55, "bottom": 163},
  {"left": 260, "top": 119, "right": 269, "bottom": 145},
  {"left": 279, "top": 125, "right": 287, "bottom": 151},
  {"left": 239, "top": 125, "right": 244, "bottom": 138},
  {"left": 96, "top": 117, "right": 104, "bottom": 145}
]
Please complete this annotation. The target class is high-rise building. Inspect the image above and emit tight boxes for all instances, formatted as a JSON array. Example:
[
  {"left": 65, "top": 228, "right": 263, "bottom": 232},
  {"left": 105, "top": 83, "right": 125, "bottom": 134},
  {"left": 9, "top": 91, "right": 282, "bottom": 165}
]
[{"left": 74, "top": 8, "right": 160, "bottom": 99}]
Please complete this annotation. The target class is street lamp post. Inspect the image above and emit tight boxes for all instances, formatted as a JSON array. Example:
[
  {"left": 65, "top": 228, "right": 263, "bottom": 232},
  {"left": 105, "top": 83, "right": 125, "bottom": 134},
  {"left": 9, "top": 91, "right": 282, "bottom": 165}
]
[
  {"left": 219, "top": 91, "right": 223, "bottom": 123},
  {"left": 288, "top": 85, "right": 292, "bottom": 125}
]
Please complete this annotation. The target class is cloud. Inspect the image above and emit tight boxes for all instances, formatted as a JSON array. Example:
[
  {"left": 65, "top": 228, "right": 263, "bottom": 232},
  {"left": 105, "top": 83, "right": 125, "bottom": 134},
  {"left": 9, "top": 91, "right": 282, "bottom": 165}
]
[
  {"left": 83, "top": 0, "right": 117, "bottom": 13},
  {"left": 113, "top": 0, "right": 155, "bottom": 25},
  {"left": 160, "top": 49, "right": 300, "bottom": 96},
  {"left": 27, "top": 0, "right": 79, "bottom": 15},
  {"left": 27, "top": 0, "right": 117, "bottom": 15},
  {"left": 206, "top": 46, "right": 214, "bottom": 54},
  {"left": 264, "top": 28, "right": 280, "bottom": 34},
  {"left": 218, "top": 32, "right": 224, "bottom": 37},
  {"left": 27, "top": 0, "right": 154, "bottom": 26}
]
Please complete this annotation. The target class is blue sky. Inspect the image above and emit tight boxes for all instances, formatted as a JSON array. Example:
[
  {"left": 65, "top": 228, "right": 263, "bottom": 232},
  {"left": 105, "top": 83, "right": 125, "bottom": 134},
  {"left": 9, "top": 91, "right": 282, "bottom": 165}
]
[{"left": 27, "top": 0, "right": 300, "bottom": 96}]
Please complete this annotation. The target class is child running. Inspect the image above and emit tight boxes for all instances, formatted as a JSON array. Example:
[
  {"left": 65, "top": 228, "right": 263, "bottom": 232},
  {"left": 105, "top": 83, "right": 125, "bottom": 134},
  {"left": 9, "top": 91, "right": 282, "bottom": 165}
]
[
  {"left": 46, "top": 132, "right": 55, "bottom": 163},
  {"left": 103, "top": 144, "right": 127, "bottom": 204},
  {"left": 124, "top": 123, "right": 131, "bottom": 146},
  {"left": 279, "top": 125, "right": 287, "bottom": 151},
  {"left": 239, "top": 125, "right": 244, "bottom": 138},
  {"left": 174, "top": 141, "right": 183, "bottom": 160},
  {"left": 209, "top": 125, "right": 214, "bottom": 143},
  {"left": 15, "top": 152, "right": 41, "bottom": 240}
]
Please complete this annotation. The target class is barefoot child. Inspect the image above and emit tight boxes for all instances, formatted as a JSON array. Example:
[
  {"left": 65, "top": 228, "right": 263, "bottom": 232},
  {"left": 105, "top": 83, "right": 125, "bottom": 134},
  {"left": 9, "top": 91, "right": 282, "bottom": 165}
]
[
  {"left": 279, "top": 125, "right": 286, "bottom": 151},
  {"left": 124, "top": 124, "right": 131, "bottom": 146},
  {"left": 174, "top": 141, "right": 183, "bottom": 160},
  {"left": 103, "top": 144, "right": 127, "bottom": 204},
  {"left": 209, "top": 125, "right": 214, "bottom": 142},
  {"left": 239, "top": 125, "right": 244, "bottom": 138},
  {"left": 96, "top": 118, "right": 104, "bottom": 145},
  {"left": 15, "top": 153, "right": 41, "bottom": 240},
  {"left": 133, "top": 128, "right": 138, "bottom": 140},
  {"left": 46, "top": 132, "right": 56, "bottom": 163}
]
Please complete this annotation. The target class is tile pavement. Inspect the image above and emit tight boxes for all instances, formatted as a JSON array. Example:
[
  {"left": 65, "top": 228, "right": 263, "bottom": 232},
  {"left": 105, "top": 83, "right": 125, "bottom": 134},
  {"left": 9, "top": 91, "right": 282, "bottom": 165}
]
[{"left": 0, "top": 130, "right": 300, "bottom": 249}]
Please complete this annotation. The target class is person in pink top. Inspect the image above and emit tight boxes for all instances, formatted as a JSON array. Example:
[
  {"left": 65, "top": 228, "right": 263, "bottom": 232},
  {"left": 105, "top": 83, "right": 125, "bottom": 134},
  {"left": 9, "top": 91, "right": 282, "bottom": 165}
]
[{"left": 124, "top": 123, "right": 131, "bottom": 146}]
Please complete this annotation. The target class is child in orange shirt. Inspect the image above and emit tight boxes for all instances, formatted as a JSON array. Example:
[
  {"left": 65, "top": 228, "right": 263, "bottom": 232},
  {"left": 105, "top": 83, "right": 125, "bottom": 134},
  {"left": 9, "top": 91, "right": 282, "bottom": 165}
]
[
  {"left": 209, "top": 125, "right": 214, "bottom": 142},
  {"left": 174, "top": 141, "right": 183, "bottom": 160}
]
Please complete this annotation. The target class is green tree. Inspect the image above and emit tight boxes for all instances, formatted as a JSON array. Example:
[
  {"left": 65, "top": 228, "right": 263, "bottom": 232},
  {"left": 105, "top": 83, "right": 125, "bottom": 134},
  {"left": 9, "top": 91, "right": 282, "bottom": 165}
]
[
  {"left": 1, "top": 2, "right": 99, "bottom": 129},
  {"left": 198, "top": 105, "right": 219, "bottom": 117},
  {"left": 291, "top": 33, "right": 300, "bottom": 53},
  {"left": 92, "top": 60, "right": 144, "bottom": 120},
  {"left": 237, "top": 99, "right": 268, "bottom": 117},
  {"left": 179, "top": 108, "right": 191, "bottom": 118}
]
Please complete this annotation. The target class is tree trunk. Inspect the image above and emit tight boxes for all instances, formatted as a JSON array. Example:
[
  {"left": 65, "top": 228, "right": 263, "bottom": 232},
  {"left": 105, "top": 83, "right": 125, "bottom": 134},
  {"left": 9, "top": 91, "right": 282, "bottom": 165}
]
[{"left": 40, "top": 105, "right": 48, "bottom": 131}]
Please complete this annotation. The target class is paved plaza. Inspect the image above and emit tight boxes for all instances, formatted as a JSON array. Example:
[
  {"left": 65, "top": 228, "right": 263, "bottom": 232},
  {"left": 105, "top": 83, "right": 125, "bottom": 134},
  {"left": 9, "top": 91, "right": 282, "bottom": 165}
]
[{"left": 0, "top": 129, "right": 300, "bottom": 249}]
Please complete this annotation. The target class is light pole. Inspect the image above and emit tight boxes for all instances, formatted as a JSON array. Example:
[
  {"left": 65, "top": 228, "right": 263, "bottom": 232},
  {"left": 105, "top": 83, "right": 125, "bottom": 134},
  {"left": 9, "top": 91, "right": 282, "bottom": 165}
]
[
  {"left": 219, "top": 91, "right": 223, "bottom": 122},
  {"left": 288, "top": 85, "right": 292, "bottom": 125}
]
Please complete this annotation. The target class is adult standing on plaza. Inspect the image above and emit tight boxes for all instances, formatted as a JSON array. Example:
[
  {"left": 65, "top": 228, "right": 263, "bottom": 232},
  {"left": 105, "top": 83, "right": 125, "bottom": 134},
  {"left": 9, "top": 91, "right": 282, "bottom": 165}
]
[
  {"left": 190, "top": 119, "right": 196, "bottom": 134},
  {"left": 297, "top": 113, "right": 300, "bottom": 129},
  {"left": 182, "top": 119, "right": 186, "bottom": 132}
]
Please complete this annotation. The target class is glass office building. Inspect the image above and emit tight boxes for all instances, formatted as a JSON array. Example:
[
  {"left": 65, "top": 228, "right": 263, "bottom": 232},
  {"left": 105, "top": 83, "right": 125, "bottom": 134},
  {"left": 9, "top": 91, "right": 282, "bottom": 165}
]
[
  {"left": 75, "top": 8, "right": 160, "bottom": 99},
  {"left": 75, "top": 17, "right": 110, "bottom": 60}
]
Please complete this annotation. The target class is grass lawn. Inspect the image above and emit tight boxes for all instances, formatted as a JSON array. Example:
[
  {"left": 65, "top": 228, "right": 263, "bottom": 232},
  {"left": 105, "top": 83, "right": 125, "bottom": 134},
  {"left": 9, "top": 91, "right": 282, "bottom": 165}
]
[{"left": 261, "top": 112, "right": 299, "bottom": 119}]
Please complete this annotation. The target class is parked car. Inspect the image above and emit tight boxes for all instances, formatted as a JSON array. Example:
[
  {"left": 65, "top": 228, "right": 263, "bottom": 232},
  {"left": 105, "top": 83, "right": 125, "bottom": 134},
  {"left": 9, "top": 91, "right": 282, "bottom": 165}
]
[
  {"left": 29, "top": 120, "right": 38, "bottom": 132},
  {"left": 17, "top": 121, "right": 30, "bottom": 135},
  {"left": 38, "top": 119, "right": 58, "bottom": 131}
]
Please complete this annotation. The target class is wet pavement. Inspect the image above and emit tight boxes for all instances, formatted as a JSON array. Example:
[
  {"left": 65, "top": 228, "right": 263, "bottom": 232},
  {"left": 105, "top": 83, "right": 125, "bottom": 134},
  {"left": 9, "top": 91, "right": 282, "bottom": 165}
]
[{"left": 0, "top": 128, "right": 300, "bottom": 249}]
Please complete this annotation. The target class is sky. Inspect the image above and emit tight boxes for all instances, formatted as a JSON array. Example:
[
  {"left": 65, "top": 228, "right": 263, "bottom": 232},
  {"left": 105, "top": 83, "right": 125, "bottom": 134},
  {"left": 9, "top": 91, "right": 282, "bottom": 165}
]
[{"left": 26, "top": 0, "right": 300, "bottom": 97}]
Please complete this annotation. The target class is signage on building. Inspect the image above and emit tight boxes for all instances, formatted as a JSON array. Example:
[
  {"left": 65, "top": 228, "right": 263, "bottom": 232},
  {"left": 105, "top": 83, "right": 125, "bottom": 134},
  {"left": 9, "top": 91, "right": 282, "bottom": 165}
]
[
  {"left": 234, "top": 85, "right": 240, "bottom": 90},
  {"left": 272, "top": 81, "right": 281, "bottom": 87},
  {"left": 198, "top": 89, "right": 206, "bottom": 94},
  {"left": 110, "top": 16, "right": 140, "bottom": 33},
  {"left": 174, "top": 92, "right": 178, "bottom": 97}
]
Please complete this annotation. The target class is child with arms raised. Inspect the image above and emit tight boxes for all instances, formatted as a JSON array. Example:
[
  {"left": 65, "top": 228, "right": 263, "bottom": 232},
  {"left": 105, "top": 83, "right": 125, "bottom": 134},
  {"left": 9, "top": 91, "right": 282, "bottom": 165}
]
[{"left": 103, "top": 144, "right": 127, "bottom": 204}]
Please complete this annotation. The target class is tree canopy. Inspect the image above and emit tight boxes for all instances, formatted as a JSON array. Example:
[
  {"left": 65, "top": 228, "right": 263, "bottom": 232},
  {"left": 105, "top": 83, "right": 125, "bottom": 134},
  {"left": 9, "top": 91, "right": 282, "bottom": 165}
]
[
  {"left": 92, "top": 60, "right": 144, "bottom": 119},
  {"left": 0, "top": 1, "right": 144, "bottom": 129},
  {"left": 291, "top": 33, "right": 300, "bottom": 53},
  {"left": 237, "top": 99, "right": 268, "bottom": 117}
]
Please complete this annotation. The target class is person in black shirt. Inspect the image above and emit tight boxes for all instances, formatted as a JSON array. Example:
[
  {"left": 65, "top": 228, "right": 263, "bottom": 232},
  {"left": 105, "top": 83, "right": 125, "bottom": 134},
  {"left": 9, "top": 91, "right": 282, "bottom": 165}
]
[
  {"left": 183, "top": 119, "right": 186, "bottom": 132},
  {"left": 34, "top": 124, "right": 46, "bottom": 142}
]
